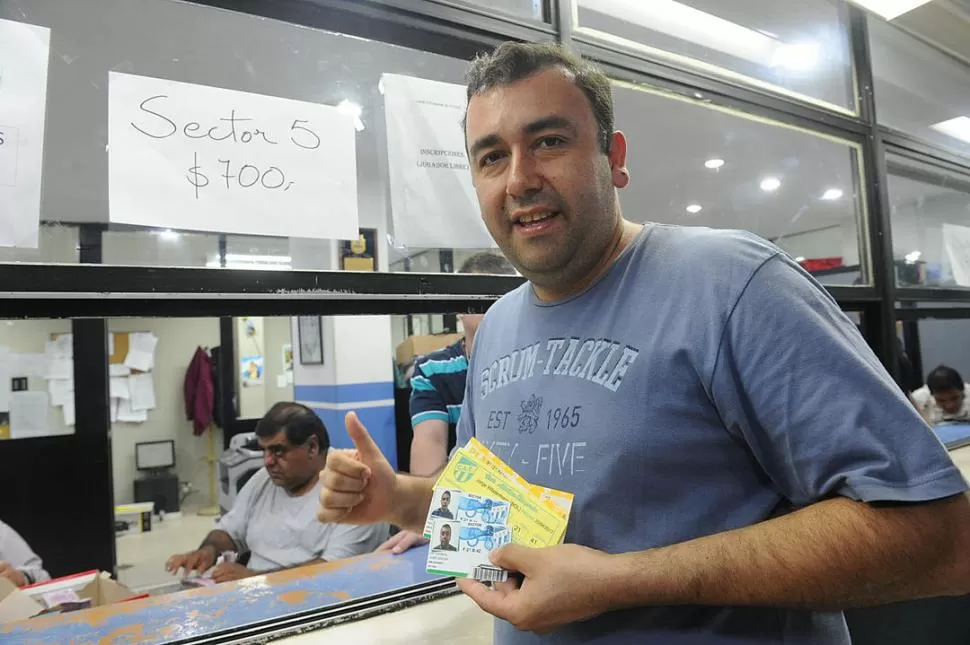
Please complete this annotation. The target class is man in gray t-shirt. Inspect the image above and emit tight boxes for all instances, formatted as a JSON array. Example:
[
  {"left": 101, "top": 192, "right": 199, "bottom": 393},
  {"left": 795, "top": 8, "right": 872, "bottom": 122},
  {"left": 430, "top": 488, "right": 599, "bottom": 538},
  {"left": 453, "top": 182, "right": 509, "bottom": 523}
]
[
  {"left": 167, "top": 403, "right": 385, "bottom": 583},
  {"left": 318, "top": 42, "right": 970, "bottom": 645}
]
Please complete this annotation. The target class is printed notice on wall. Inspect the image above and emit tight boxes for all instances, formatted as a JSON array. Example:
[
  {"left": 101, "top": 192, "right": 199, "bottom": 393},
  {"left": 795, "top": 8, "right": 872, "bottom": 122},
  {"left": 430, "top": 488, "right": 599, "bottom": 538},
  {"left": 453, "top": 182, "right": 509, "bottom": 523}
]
[
  {"left": 0, "top": 18, "right": 51, "bottom": 248},
  {"left": 108, "top": 72, "right": 359, "bottom": 239},
  {"left": 381, "top": 73, "right": 495, "bottom": 249},
  {"left": 943, "top": 223, "right": 970, "bottom": 286}
]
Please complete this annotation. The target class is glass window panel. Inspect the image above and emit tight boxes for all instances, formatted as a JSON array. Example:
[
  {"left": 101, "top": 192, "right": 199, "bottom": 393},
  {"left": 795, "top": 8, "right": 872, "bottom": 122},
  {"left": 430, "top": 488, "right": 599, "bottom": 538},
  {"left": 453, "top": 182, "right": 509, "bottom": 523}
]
[
  {"left": 0, "top": 223, "right": 79, "bottom": 264},
  {"left": 870, "top": 17, "right": 970, "bottom": 158},
  {"left": 574, "top": 0, "right": 855, "bottom": 112},
  {"left": 451, "top": 0, "right": 544, "bottom": 21},
  {"left": 887, "top": 155, "right": 970, "bottom": 288},
  {"left": 614, "top": 82, "right": 866, "bottom": 286}
]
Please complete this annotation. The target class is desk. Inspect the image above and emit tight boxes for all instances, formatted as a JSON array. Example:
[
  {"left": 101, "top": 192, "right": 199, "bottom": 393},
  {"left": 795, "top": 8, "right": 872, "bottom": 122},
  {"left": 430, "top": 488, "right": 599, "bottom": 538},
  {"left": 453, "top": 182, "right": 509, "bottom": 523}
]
[
  {"left": 0, "top": 546, "right": 446, "bottom": 645},
  {"left": 932, "top": 423, "right": 970, "bottom": 450}
]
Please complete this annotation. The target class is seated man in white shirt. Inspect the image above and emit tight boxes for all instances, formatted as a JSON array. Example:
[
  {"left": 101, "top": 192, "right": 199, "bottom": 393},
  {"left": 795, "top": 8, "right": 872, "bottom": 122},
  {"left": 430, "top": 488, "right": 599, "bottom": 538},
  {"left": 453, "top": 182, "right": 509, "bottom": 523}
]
[
  {"left": 911, "top": 364, "right": 970, "bottom": 425},
  {"left": 0, "top": 519, "right": 50, "bottom": 587},
  {"left": 166, "top": 402, "right": 387, "bottom": 583}
]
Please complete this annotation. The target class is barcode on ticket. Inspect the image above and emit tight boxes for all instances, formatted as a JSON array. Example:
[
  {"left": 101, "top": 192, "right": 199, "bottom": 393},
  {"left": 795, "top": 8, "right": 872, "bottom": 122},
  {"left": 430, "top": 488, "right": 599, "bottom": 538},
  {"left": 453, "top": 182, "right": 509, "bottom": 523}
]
[{"left": 472, "top": 565, "right": 509, "bottom": 583}]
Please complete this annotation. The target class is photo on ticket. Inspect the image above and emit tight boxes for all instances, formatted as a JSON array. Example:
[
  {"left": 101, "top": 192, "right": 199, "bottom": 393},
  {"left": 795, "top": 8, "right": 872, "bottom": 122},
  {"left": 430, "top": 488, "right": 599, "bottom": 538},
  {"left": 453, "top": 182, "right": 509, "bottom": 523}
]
[
  {"left": 429, "top": 488, "right": 460, "bottom": 520},
  {"left": 425, "top": 517, "right": 510, "bottom": 582}
]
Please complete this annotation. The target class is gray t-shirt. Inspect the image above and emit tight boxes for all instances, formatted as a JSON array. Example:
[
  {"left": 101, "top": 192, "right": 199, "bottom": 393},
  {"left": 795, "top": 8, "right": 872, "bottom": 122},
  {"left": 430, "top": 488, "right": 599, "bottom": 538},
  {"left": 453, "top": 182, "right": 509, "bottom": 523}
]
[
  {"left": 217, "top": 468, "right": 386, "bottom": 572},
  {"left": 457, "top": 224, "right": 968, "bottom": 645}
]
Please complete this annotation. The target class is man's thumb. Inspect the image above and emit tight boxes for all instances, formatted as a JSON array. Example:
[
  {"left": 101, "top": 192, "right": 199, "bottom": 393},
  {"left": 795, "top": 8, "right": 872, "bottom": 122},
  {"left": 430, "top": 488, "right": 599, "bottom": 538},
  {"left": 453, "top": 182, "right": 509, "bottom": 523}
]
[
  {"left": 345, "top": 411, "right": 381, "bottom": 458},
  {"left": 489, "top": 543, "right": 531, "bottom": 574}
]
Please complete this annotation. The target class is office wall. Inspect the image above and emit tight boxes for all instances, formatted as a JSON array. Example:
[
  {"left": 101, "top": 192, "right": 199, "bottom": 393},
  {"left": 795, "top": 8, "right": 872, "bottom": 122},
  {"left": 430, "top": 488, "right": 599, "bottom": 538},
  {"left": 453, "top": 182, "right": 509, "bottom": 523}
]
[
  {"left": 235, "top": 316, "right": 295, "bottom": 420},
  {"left": 0, "top": 319, "right": 74, "bottom": 435},
  {"left": 108, "top": 318, "right": 221, "bottom": 506}
]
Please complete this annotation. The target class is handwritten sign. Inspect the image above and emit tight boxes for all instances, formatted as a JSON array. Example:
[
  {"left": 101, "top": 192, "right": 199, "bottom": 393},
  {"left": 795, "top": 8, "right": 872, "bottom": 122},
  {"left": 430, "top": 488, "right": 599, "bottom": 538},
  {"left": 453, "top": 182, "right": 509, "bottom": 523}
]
[
  {"left": 108, "top": 72, "right": 359, "bottom": 240},
  {"left": 0, "top": 18, "right": 51, "bottom": 248},
  {"left": 943, "top": 223, "right": 970, "bottom": 286},
  {"left": 382, "top": 73, "right": 494, "bottom": 249}
]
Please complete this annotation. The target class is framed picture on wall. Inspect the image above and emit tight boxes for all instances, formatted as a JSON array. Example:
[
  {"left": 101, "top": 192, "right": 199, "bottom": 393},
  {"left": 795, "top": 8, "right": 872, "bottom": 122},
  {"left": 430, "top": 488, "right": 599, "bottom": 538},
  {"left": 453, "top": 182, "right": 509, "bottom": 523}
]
[
  {"left": 298, "top": 316, "right": 323, "bottom": 365},
  {"left": 339, "top": 228, "right": 378, "bottom": 271}
]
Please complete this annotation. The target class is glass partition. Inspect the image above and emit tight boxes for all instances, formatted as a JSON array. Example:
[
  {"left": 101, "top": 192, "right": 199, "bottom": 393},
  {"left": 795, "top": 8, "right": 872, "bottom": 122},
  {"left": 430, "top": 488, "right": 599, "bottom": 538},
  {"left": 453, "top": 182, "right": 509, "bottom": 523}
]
[
  {"left": 613, "top": 81, "right": 867, "bottom": 285},
  {"left": 573, "top": 0, "right": 856, "bottom": 113},
  {"left": 887, "top": 154, "right": 970, "bottom": 288},
  {"left": 870, "top": 16, "right": 970, "bottom": 159}
]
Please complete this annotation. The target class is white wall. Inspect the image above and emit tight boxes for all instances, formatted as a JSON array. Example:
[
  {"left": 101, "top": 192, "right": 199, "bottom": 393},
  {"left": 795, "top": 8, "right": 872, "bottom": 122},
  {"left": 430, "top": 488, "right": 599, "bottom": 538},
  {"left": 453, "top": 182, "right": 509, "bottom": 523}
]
[
  {"left": 108, "top": 318, "right": 221, "bottom": 506},
  {"left": 235, "top": 316, "right": 295, "bottom": 419}
]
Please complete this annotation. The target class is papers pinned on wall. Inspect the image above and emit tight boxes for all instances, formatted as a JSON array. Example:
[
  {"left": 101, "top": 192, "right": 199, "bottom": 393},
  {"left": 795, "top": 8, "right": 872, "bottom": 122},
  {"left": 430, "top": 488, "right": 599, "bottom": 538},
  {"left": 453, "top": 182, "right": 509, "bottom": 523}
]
[
  {"left": 62, "top": 399, "right": 75, "bottom": 427},
  {"left": 128, "top": 373, "right": 155, "bottom": 411},
  {"left": 47, "top": 379, "right": 73, "bottom": 407},
  {"left": 124, "top": 332, "right": 157, "bottom": 371},
  {"left": 109, "top": 364, "right": 132, "bottom": 377},
  {"left": 9, "top": 391, "right": 50, "bottom": 439},
  {"left": 109, "top": 376, "right": 130, "bottom": 400},
  {"left": 116, "top": 398, "right": 147, "bottom": 423}
]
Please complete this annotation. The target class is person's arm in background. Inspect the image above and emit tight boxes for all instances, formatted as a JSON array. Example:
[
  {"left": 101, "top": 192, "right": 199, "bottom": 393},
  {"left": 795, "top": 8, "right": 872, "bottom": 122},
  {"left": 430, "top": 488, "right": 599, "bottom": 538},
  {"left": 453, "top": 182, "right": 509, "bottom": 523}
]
[
  {"left": 408, "top": 362, "right": 451, "bottom": 476},
  {"left": 0, "top": 520, "right": 50, "bottom": 586}
]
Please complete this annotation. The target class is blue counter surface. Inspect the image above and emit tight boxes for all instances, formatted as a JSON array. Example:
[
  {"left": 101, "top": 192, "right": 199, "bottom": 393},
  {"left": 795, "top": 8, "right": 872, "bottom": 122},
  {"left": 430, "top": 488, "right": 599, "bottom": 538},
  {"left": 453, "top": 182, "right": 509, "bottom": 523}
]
[{"left": 1, "top": 546, "right": 439, "bottom": 644}]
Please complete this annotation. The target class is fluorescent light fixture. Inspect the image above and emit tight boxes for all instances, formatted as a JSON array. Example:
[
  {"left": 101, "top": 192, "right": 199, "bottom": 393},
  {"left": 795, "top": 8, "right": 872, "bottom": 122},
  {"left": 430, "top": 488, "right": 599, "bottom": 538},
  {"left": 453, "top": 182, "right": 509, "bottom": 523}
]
[
  {"left": 704, "top": 158, "right": 725, "bottom": 170},
  {"left": 337, "top": 99, "right": 365, "bottom": 131},
  {"left": 930, "top": 116, "right": 970, "bottom": 144},
  {"left": 847, "top": 0, "right": 933, "bottom": 21},
  {"left": 156, "top": 229, "right": 179, "bottom": 241},
  {"left": 821, "top": 188, "right": 844, "bottom": 201},
  {"left": 760, "top": 177, "right": 781, "bottom": 192},
  {"left": 588, "top": 0, "right": 819, "bottom": 71},
  {"left": 685, "top": 204, "right": 703, "bottom": 214},
  {"left": 904, "top": 250, "right": 921, "bottom": 264},
  {"left": 224, "top": 254, "right": 291, "bottom": 264}
]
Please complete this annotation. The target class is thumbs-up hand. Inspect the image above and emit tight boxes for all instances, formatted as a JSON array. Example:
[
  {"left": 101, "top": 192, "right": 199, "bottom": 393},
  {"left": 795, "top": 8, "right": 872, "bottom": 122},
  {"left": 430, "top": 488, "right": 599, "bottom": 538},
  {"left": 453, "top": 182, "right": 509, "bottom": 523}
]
[{"left": 318, "top": 411, "right": 397, "bottom": 525}]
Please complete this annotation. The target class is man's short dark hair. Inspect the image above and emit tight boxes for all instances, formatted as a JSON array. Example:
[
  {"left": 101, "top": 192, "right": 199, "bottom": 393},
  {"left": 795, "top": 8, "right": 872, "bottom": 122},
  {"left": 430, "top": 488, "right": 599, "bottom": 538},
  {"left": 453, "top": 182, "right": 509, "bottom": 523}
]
[
  {"left": 464, "top": 42, "right": 614, "bottom": 154},
  {"left": 459, "top": 251, "right": 516, "bottom": 275},
  {"left": 255, "top": 402, "right": 330, "bottom": 452},
  {"left": 926, "top": 365, "right": 964, "bottom": 394}
]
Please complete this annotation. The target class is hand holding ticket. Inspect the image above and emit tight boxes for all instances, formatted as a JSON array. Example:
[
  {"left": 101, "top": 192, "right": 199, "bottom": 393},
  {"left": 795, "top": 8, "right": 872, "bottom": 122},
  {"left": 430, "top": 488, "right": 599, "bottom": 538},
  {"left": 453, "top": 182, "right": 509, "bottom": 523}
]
[{"left": 425, "top": 439, "right": 573, "bottom": 582}]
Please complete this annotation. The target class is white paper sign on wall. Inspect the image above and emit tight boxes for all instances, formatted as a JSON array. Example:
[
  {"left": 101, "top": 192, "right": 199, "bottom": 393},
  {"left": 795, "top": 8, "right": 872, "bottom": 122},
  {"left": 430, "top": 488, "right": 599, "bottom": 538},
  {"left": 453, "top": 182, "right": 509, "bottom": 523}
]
[
  {"left": 943, "top": 223, "right": 970, "bottom": 286},
  {"left": 0, "top": 18, "right": 51, "bottom": 248},
  {"left": 108, "top": 72, "right": 359, "bottom": 240},
  {"left": 381, "top": 73, "right": 494, "bottom": 250}
]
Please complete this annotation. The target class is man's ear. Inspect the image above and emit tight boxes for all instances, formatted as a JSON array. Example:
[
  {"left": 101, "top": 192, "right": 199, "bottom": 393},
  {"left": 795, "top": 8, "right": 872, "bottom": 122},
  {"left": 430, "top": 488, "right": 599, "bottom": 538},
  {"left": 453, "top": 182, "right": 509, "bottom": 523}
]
[{"left": 608, "top": 131, "right": 629, "bottom": 189}]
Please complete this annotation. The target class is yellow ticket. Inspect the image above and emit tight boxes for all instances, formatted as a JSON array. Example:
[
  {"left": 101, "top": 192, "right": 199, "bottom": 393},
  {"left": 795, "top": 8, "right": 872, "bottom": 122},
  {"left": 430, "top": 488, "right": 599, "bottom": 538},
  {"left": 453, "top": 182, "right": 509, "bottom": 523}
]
[
  {"left": 465, "top": 438, "right": 573, "bottom": 521},
  {"left": 430, "top": 448, "right": 566, "bottom": 548}
]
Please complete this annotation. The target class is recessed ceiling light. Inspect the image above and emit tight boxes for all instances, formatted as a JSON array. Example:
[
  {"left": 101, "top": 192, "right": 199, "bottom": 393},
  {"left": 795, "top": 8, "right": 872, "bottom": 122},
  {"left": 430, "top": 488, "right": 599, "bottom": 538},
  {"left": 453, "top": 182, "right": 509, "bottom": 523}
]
[
  {"left": 795, "top": 256, "right": 806, "bottom": 262},
  {"left": 704, "top": 158, "right": 725, "bottom": 170},
  {"left": 930, "top": 116, "right": 970, "bottom": 144},
  {"left": 847, "top": 0, "right": 933, "bottom": 21},
  {"left": 760, "top": 177, "right": 781, "bottom": 192},
  {"left": 336, "top": 99, "right": 365, "bottom": 131},
  {"left": 904, "top": 250, "right": 922, "bottom": 264},
  {"left": 821, "top": 188, "right": 843, "bottom": 201},
  {"left": 686, "top": 204, "right": 703, "bottom": 214}
]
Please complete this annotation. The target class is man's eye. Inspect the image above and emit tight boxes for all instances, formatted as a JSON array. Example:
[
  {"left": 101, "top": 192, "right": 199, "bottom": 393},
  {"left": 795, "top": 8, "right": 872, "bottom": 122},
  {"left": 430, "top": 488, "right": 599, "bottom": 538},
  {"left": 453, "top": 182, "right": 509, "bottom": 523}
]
[
  {"left": 536, "top": 136, "right": 564, "bottom": 149},
  {"left": 480, "top": 151, "right": 505, "bottom": 167}
]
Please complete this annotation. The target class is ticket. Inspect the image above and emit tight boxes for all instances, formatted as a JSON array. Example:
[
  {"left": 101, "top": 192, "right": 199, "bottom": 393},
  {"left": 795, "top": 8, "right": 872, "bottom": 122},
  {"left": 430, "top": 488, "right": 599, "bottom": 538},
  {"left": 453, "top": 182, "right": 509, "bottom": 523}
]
[
  {"left": 430, "top": 449, "right": 566, "bottom": 548},
  {"left": 426, "top": 515, "right": 511, "bottom": 582}
]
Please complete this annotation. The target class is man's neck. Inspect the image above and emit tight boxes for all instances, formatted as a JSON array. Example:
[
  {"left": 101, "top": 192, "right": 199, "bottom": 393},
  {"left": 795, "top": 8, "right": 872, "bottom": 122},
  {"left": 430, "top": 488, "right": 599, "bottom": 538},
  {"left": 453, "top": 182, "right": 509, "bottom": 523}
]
[
  {"left": 533, "top": 218, "right": 642, "bottom": 302},
  {"left": 286, "top": 468, "right": 322, "bottom": 497}
]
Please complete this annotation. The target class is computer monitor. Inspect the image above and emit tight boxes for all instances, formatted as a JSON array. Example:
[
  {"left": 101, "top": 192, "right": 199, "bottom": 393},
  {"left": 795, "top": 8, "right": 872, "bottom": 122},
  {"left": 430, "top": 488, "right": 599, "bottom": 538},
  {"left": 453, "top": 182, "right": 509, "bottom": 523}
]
[{"left": 135, "top": 440, "right": 175, "bottom": 471}]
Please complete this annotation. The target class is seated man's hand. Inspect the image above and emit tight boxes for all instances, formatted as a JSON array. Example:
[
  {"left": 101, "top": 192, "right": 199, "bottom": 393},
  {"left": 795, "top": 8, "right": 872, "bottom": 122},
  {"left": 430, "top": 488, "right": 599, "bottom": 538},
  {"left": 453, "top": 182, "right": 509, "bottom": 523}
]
[
  {"left": 0, "top": 561, "right": 26, "bottom": 587},
  {"left": 378, "top": 530, "right": 429, "bottom": 555},
  {"left": 165, "top": 547, "right": 216, "bottom": 577},
  {"left": 211, "top": 562, "right": 252, "bottom": 584}
]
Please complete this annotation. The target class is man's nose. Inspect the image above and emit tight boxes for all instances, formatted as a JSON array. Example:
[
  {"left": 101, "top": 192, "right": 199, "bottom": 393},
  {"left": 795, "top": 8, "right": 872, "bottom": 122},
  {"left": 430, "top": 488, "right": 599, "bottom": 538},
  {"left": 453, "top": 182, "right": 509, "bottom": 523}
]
[{"left": 506, "top": 150, "right": 542, "bottom": 199}]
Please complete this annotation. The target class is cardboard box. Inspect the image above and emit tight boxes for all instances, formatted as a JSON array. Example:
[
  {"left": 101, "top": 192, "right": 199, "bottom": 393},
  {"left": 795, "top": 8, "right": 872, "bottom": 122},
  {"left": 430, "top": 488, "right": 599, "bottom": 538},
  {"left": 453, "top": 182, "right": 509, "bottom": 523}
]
[
  {"left": 0, "top": 577, "right": 44, "bottom": 623},
  {"left": 396, "top": 333, "right": 462, "bottom": 366},
  {"left": 0, "top": 570, "right": 144, "bottom": 624}
]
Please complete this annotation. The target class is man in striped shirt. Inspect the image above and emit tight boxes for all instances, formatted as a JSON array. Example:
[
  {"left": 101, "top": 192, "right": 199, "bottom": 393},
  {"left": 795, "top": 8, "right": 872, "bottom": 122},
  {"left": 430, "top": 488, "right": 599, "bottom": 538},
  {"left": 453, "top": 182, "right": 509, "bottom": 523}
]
[{"left": 379, "top": 251, "right": 515, "bottom": 554}]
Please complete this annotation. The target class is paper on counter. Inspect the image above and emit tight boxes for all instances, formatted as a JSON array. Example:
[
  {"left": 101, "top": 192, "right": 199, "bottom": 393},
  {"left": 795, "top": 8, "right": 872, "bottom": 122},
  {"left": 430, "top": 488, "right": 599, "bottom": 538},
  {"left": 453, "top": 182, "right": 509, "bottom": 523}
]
[
  {"left": 124, "top": 332, "right": 157, "bottom": 371},
  {"left": 0, "top": 346, "right": 10, "bottom": 413},
  {"left": 116, "top": 398, "right": 147, "bottom": 423},
  {"left": 109, "top": 364, "right": 132, "bottom": 377},
  {"left": 9, "top": 391, "right": 50, "bottom": 438},
  {"left": 128, "top": 373, "right": 155, "bottom": 411},
  {"left": 109, "top": 376, "right": 131, "bottom": 400},
  {"left": 48, "top": 379, "right": 73, "bottom": 407}
]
